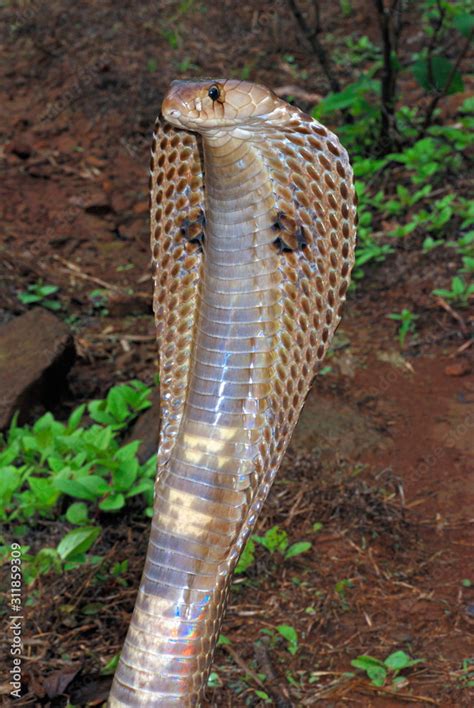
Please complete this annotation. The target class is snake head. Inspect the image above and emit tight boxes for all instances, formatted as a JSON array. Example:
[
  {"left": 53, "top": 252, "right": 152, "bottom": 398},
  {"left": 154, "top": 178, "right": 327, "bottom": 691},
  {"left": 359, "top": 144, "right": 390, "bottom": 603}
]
[{"left": 161, "top": 79, "right": 285, "bottom": 132}]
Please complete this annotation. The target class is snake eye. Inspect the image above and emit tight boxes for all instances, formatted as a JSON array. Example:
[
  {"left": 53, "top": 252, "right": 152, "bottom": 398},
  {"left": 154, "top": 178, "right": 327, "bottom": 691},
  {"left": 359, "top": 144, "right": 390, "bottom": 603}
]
[{"left": 208, "top": 85, "right": 220, "bottom": 102}]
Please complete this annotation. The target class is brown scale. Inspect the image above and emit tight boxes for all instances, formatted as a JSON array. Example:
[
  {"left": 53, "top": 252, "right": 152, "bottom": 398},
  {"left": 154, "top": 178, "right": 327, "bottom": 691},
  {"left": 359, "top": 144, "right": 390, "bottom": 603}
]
[
  {"left": 229, "top": 109, "right": 356, "bottom": 542},
  {"left": 150, "top": 119, "right": 205, "bottom": 468}
]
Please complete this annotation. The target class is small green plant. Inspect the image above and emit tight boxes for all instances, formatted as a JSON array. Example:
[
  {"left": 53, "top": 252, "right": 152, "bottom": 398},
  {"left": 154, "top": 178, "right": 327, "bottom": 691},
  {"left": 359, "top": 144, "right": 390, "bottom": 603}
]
[
  {"left": 447, "top": 230, "right": 474, "bottom": 273},
  {"left": 388, "top": 138, "right": 459, "bottom": 185},
  {"left": 339, "top": 0, "right": 353, "bottom": 19},
  {"left": 345, "top": 34, "right": 380, "bottom": 63},
  {"left": 277, "top": 625, "right": 299, "bottom": 655},
  {"left": 422, "top": 236, "right": 444, "bottom": 253},
  {"left": 261, "top": 625, "right": 299, "bottom": 656},
  {"left": 0, "top": 381, "right": 156, "bottom": 584},
  {"left": 18, "top": 282, "right": 61, "bottom": 311},
  {"left": 235, "top": 525, "right": 311, "bottom": 575},
  {"left": 351, "top": 650, "right": 425, "bottom": 687},
  {"left": 253, "top": 525, "right": 289, "bottom": 554},
  {"left": 433, "top": 276, "right": 474, "bottom": 307},
  {"left": 458, "top": 657, "right": 474, "bottom": 688},
  {"left": 254, "top": 689, "right": 272, "bottom": 703},
  {"left": 386, "top": 309, "right": 418, "bottom": 348},
  {"left": 252, "top": 525, "right": 311, "bottom": 560},
  {"left": 335, "top": 578, "right": 354, "bottom": 610},
  {"left": 101, "top": 654, "right": 120, "bottom": 676},
  {"left": 89, "top": 289, "right": 109, "bottom": 316},
  {"left": 207, "top": 671, "right": 221, "bottom": 688}
]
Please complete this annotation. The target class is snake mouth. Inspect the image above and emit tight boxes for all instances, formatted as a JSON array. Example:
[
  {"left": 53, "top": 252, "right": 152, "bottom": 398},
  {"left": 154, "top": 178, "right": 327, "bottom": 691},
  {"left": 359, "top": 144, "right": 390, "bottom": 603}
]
[{"left": 163, "top": 107, "right": 181, "bottom": 120}]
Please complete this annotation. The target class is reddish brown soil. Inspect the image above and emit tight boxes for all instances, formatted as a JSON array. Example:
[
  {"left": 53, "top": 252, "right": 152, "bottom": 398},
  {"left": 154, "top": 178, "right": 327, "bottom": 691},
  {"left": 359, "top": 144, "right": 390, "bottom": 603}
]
[{"left": 0, "top": 1, "right": 472, "bottom": 706}]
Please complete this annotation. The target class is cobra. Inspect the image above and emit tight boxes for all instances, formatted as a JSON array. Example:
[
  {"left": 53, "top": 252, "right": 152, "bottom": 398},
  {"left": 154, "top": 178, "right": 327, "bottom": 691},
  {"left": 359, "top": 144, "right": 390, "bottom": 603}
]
[{"left": 108, "top": 79, "right": 356, "bottom": 706}]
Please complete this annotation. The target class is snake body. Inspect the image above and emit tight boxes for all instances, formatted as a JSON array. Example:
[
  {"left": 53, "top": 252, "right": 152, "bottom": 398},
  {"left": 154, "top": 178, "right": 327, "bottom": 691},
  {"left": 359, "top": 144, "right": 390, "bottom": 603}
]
[{"left": 108, "top": 79, "right": 356, "bottom": 706}]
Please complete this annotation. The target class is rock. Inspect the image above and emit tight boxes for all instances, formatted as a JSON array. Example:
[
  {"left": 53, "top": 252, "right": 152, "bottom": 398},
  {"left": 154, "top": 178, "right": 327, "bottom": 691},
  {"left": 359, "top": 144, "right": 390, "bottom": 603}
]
[
  {"left": 444, "top": 360, "right": 471, "bottom": 377},
  {"left": 0, "top": 309, "right": 75, "bottom": 428},
  {"left": 124, "top": 387, "right": 160, "bottom": 463}
]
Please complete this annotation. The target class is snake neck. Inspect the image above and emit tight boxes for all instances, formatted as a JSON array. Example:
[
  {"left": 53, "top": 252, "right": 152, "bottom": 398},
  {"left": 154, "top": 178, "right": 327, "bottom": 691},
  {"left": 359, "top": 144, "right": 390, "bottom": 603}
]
[{"left": 166, "top": 133, "right": 281, "bottom": 523}]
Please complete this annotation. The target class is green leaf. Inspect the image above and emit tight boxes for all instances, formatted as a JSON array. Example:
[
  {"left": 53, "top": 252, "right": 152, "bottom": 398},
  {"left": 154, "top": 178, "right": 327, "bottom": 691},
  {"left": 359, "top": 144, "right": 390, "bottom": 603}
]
[
  {"left": 217, "top": 634, "right": 231, "bottom": 646},
  {"left": 67, "top": 404, "right": 86, "bottom": 432},
  {"left": 113, "top": 462, "right": 138, "bottom": 491},
  {"left": 126, "top": 479, "right": 154, "bottom": 498},
  {"left": 253, "top": 525, "right": 288, "bottom": 553},
  {"left": 384, "top": 650, "right": 411, "bottom": 670},
  {"left": 92, "top": 425, "right": 113, "bottom": 450},
  {"left": 28, "top": 477, "right": 59, "bottom": 508},
  {"left": 101, "top": 654, "right": 120, "bottom": 675},
  {"left": 43, "top": 300, "right": 61, "bottom": 311},
  {"left": 57, "top": 526, "right": 100, "bottom": 560},
  {"left": 235, "top": 538, "right": 255, "bottom": 574},
  {"left": 276, "top": 625, "right": 299, "bottom": 655},
  {"left": 115, "top": 440, "right": 141, "bottom": 462},
  {"left": 54, "top": 475, "right": 110, "bottom": 501},
  {"left": 38, "top": 285, "right": 59, "bottom": 296},
  {"left": 255, "top": 690, "right": 271, "bottom": 701},
  {"left": 18, "top": 292, "right": 41, "bottom": 304},
  {"left": 351, "top": 655, "right": 385, "bottom": 670},
  {"left": 65, "top": 502, "right": 89, "bottom": 525},
  {"left": 453, "top": 13, "right": 474, "bottom": 38},
  {"left": 88, "top": 400, "right": 114, "bottom": 425},
  {"left": 107, "top": 387, "right": 130, "bottom": 422},
  {"left": 313, "top": 76, "right": 380, "bottom": 115},
  {"left": 451, "top": 276, "right": 464, "bottom": 294},
  {"left": 412, "top": 56, "right": 464, "bottom": 95},
  {"left": 78, "top": 475, "right": 110, "bottom": 497},
  {"left": 367, "top": 665, "right": 387, "bottom": 686},
  {"left": 99, "top": 493, "right": 125, "bottom": 511},
  {"left": 207, "top": 671, "right": 220, "bottom": 688},
  {"left": 284, "top": 541, "right": 312, "bottom": 559},
  {"left": 384, "top": 650, "right": 424, "bottom": 671},
  {"left": 0, "top": 467, "right": 21, "bottom": 500},
  {"left": 54, "top": 478, "right": 98, "bottom": 501}
]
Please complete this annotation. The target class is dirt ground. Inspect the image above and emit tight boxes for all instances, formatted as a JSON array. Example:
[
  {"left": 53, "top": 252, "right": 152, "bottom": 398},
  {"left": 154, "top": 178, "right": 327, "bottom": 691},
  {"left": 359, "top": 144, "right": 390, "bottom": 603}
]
[{"left": 1, "top": 1, "right": 473, "bottom": 706}]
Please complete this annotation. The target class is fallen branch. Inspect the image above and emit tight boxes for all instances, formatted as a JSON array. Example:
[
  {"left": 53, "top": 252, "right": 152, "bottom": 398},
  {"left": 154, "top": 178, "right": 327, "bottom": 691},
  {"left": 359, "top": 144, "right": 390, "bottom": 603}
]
[
  {"left": 434, "top": 296, "right": 468, "bottom": 337},
  {"left": 52, "top": 255, "right": 149, "bottom": 299}
]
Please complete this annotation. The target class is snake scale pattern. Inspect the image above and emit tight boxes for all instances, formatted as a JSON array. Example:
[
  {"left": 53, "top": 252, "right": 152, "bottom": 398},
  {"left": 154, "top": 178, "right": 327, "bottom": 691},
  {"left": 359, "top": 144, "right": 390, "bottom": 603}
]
[{"left": 108, "top": 79, "right": 357, "bottom": 706}]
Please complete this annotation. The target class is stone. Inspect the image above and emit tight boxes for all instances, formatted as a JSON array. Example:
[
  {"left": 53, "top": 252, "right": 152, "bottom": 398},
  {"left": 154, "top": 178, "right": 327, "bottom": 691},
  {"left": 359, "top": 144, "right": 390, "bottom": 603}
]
[
  {"left": 444, "top": 360, "right": 471, "bottom": 377},
  {"left": 0, "top": 308, "right": 75, "bottom": 428}
]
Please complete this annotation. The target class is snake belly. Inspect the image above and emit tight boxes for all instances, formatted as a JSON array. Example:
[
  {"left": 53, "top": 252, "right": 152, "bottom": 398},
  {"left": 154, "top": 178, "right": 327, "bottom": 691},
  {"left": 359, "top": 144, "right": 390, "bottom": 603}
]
[{"left": 108, "top": 80, "right": 356, "bottom": 706}]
